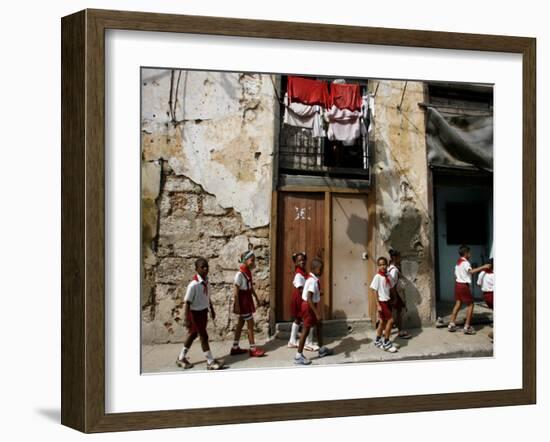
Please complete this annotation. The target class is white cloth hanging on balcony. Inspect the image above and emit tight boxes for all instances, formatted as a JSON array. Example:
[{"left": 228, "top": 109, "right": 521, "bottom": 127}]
[
  {"left": 325, "top": 105, "right": 362, "bottom": 145},
  {"left": 283, "top": 94, "right": 326, "bottom": 138}
]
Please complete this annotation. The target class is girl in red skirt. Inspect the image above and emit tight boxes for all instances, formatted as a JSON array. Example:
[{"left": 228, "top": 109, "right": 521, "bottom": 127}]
[
  {"left": 287, "top": 252, "right": 318, "bottom": 350},
  {"left": 448, "top": 245, "right": 491, "bottom": 335},
  {"left": 230, "top": 250, "right": 266, "bottom": 357},
  {"left": 176, "top": 257, "right": 223, "bottom": 370},
  {"left": 388, "top": 249, "right": 412, "bottom": 340}
]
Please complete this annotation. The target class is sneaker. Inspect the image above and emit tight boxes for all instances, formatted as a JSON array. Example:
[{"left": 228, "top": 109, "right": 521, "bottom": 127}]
[
  {"left": 294, "top": 353, "right": 312, "bottom": 365},
  {"left": 206, "top": 359, "right": 224, "bottom": 370},
  {"left": 374, "top": 337, "right": 383, "bottom": 348},
  {"left": 447, "top": 323, "right": 458, "bottom": 332},
  {"left": 463, "top": 326, "right": 476, "bottom": 335},
  {"left": 383, "top": 340, "right": 398, "bottom": 353},
  {"left": 304, "top": 343, "right": 320, "bottom": 352},
  {"left": 287, "top": 341, "right": 299, "bottom": 349},
  {"left": 230, "top": 346, "right": 248, "bottom": 355},
  {"left": 249, "top": 347, "right": 266, "bottom": 357},
  {"left": 318, "top": 346, "right": 333, "bottom": 357},
  {"left": 175, "top": 357, "right": 193, "bottom": 369},
  {"left": 397, "top": 331, "right": 412, "bottom": 339}
]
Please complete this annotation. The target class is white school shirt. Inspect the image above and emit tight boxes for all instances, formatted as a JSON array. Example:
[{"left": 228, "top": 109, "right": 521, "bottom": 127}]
[
  {"left": 387, "top": 264, "right": 400, "bottom": 289},
  {"left": 293, "top": 272, "right": 306, "bottom": 289},
  {"left": 234, "top": 271, "right": 252, "bottom": 291},
  {"left": 370, "top": 273, "right": 391, "bottom": 302},
  {"left": 302, "top": 273, "right": 321, "bottom": 303},
  {"left": 184, "top": 275, "right": 210, "bottom": 311},
  {"left": 455, "top": 258, "right": 472, "bottom": 284},
  {"left": 477, "top": 271, "right": 495, "bottom": 292}
]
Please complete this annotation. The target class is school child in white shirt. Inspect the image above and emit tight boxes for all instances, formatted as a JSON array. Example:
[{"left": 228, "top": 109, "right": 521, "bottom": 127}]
[
  {"left": 230, "top": 250, "right": 266, "bottom": 357},
  {"left": 388, "top": 249, "right": 411, "bottom": 339},
  {"left": 448, "top": 245, "right": 490, "bottom": 335},
  {"left": 288, "top": 252, "right": 318, "bottom": 350},
  {"left": 477, "top": 258, "right": 494, "bottom": 342},
  {"left": 294, "top": 258, "right": 333, "bottom": 365},
  {"left": 176, "top": 258, "right": 223, "bottom": 370},
  {"left": 370, "top": 256, "right": 398, "bottom": 353}
]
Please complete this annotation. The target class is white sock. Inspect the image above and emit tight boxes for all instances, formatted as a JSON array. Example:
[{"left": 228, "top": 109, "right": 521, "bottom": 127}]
[
  {"left": 204, "top": 350, "right": 214, "bottom": 364},
  {"left": 290, "top": 323, "right": 300, "bottom": 344},
  {"left": 178, "top": 347, "right": 188, "bottom": 360},
  {"left": 295, "top": 352, "right": 303, "bottom": 358},
  {"left": 250, "top": 344, "right": 256, "bottom": 350}
]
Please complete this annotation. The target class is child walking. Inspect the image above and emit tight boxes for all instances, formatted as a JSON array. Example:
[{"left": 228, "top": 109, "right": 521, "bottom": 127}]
[
  {"left": 477, "top": 258, "right": 494, "bottom": 342},
  {"left": 176, "top": 257, "right": 223, "bottom": 370},
  {"left": 230, "top": 250, "right": 266, "bottom": 357},
  {"left": 288, "top": 252, "right": 318, "bottom": 351},
  {"left": 388, "top": 249, "right": 412, "bottom": 340},
  {"left": 448, "top": 245, "right": 490, "bottom": 335},
  {"left": 294, "top": 258, "right": 333, "bottom": 365},
  {"left": 370, "top": 256, "right": 398, "bottom": 353}
]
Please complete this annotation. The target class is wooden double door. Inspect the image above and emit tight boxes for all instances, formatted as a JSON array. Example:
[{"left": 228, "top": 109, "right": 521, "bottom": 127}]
[{"left": 276, "top": 191, "right": 372, "bottom": 322}]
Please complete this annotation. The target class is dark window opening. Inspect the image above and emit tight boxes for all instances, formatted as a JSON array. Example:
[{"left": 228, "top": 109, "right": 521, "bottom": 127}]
[{"left": 446, "top": 203, "right": 488, "bottom": 245}]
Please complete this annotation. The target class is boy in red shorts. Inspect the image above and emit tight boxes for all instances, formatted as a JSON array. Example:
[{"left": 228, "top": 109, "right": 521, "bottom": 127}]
[
  {"left": 294, "top": 258, "right": 333, "bottom": 365},
  {"left": 176, "top": 257, "right": 223, "bottom": 370},
  {"left": 370, "top": 256, "right": 398, "bottom": 353},
  {"left": 448, "top": 245, "right": 490, "bottom": 335},
  {"left": 477, "top": 258, "right": 494, "bottom": 341}
]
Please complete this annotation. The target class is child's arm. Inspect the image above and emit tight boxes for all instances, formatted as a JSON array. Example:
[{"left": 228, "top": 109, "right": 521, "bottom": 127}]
[
  {"left": 370, "top": 288, "right": 382, "bottom": 312},
  {"left": 210, "top": 300, "right": 216, "bottom": 320},
  {"left": 252, "top": 287, "right": 261, "bottom": 306},
  {"left": 184, "top": 301, "right": 192, "bottom": 328},
  {"left": 469, "top": 264, "right": 491, "bottom": 274},
  {"left": 233, "top": 284, "right": 240, "bottom": 314}
]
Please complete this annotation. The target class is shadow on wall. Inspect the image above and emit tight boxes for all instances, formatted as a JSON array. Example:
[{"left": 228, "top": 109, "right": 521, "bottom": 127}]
[{"left": 372, "top": 137, "right": 432, "bottom": 329}]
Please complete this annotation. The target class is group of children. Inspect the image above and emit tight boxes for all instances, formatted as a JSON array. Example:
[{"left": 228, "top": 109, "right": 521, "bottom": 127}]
[{"left": 175, "top": 244, "right": 494, "bottom": 370}]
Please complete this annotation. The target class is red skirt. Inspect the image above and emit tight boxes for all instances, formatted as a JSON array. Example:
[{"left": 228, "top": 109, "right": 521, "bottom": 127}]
[
  {"left": 234, "top": 289, "right": 256, "bottom": 316},
  {"left": 301, "top": 301, "right": 318, "bottom": 328},
  {"left": 290, "top": 288, "right": 303, "bottom": 320},
  {"left": 378, "top": 301, "right": 393, "bottom": 321},
  {"left": 483, "top": 291, "right": 494, "bottom": 309},
  {"left": 188, "top": 309, "right": 208, "bottom": 334},
  {"left": 455, "top": 282, "right": 473, "bottom": 303}
]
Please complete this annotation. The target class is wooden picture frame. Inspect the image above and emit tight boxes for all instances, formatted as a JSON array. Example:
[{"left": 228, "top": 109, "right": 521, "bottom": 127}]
[{"left": 61, "top": 9, "right": 536, "bottom": 433}]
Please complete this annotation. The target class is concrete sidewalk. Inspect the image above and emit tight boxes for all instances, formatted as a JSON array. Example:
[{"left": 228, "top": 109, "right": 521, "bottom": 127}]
[{"left": 142, "top": 322, "right": 494, "bottom": 373}]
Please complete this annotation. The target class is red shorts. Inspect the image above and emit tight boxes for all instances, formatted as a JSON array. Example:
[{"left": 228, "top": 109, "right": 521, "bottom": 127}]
[
  {"left": 483, "top": 291, "right": 494, "bottom": 309},
  {"left": 234, "top": 290, "right": 256, "bottom": 316},
  {"left": 290, "top": 289, "right": 303, "bottom": 321},
  {"left": 188, "top": 309, "right": 208, "bottom": 334},
  {"left": 378, "top": 301, "right": 393, "bottom": 321},
  {"left": 455, "top": 282, "right": 473, "bottom": 303},
  {"left": 301, "top": 301, "right": 318, "bottom": 328}
]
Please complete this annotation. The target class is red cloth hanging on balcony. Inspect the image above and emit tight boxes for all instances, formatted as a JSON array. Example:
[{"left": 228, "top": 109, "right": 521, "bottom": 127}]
[
  {"left": 329, "top": 83, "right": 362, "bottom": 112},
  {"left": 287, "top": 76, "right": 330, "bottom": 108}
]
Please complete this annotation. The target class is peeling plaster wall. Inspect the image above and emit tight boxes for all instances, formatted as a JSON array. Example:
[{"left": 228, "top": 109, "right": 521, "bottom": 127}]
[
  {"left": 369, "top": 80, "right": 435, "bottom": 327},
  {"left": 141, "top": 69, "right": 278, "bottom": 344}
]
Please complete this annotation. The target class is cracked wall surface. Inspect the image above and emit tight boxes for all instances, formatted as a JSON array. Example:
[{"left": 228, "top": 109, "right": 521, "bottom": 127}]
[
  {"left": 141, "top": 69, "right": 278, "bottom": 344},
  {"left": 369, "top": 80, "right": 435, "bottom": 327}
]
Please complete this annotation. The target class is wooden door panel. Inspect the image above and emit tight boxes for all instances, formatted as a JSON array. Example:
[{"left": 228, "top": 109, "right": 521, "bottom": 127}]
[{"left": 276, "top": 193, "right": 325, "bottom": 321}]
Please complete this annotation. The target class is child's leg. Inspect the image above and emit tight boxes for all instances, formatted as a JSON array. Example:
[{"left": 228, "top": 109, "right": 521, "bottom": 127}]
[
  {"left": 233, "top": 316, "right": 245, "bottom": 347},
  {"left": 384, "top": 318, "right": 395, "bottom": 340},
  {"left": 289, "top": 319, "right": 301, "bottom": 345},
  {"left": 198, "top": 330, "right": 210, "bottom": 352},
  {"left": 449, "top": 300, "right": 462, "bottom": 324},
  {"left": 178, "top": 331, "right": 198, "bottom": 360},
  {"left": 245, "top": 318, "right": 256, "bottom": 347},
  {"left": 298, "top": 325, "right": 311, "bottom": 354},
  {"left": 394, "top": 306, "right": 403, "bottom": 331},
  {"left": 316, "top": 322, "right": 324, "bottom": 348},
  {"left": 376, "top": 319, "right": 386, "bottom": 338},
  {"left": 464, "top": 303, "right": 474, "bottom": 328}
]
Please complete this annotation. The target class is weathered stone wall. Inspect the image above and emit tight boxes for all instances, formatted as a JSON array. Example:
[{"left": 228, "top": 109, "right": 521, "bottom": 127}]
[
  {"left": 369, "top": 80, "right": 436, "bottom": 327},
  {"left": 141, "top": 69, "right": 278, "bottom": 344}
]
